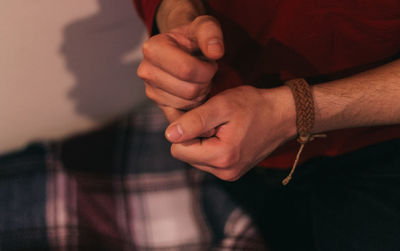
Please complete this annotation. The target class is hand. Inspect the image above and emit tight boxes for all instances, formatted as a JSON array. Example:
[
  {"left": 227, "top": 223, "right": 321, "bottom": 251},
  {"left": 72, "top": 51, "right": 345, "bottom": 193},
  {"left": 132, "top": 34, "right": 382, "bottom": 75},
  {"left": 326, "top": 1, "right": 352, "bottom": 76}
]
[
  {"left": 164, "top": 85, "right": 297, "bottom": 181},
  {"left": 137, "top": 15, "right": 224, "bottom": 122}
]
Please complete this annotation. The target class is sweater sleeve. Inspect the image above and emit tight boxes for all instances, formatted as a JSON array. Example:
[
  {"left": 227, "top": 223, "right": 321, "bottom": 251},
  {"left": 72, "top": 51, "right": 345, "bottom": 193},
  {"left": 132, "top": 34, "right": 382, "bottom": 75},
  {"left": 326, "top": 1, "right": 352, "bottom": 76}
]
[{"left": 133, "top": 0, "right": 162, "bottom": 35}]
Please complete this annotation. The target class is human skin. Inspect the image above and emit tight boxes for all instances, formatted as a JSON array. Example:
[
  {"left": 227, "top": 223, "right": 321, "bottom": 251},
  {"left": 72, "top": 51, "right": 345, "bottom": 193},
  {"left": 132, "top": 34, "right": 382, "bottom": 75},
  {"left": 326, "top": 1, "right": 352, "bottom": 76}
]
[
  {"left": 137, "top": 0, "right": 223, "bottom": 123},
  {"left": 138, "top": 0, "right": 400, "bottom": 181}
]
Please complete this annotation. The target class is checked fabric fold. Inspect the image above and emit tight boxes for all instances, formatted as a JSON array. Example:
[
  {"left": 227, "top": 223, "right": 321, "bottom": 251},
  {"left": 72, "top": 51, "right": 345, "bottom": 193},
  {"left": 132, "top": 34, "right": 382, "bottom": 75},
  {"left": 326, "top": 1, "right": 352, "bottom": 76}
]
[{"left": 0, "top": 104, "right": 267, "bottom": 251}]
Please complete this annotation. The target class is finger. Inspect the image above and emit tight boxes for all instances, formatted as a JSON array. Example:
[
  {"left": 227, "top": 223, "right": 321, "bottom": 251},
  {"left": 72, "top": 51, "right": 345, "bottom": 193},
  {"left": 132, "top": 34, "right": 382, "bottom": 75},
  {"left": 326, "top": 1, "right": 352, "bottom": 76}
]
[
  {"left": 159, "top": 107, "right": 216, "bottom": 137},
  {"left": 159, "top": 105, "right": 183, "bottom": 123},
  {"left": 145, "top": 82, "right": 205, "bottom": 110},
  {"left": 191, "top": 16, "right": 225, "bottom": 60},
  {"left": 165, "top": 98, "right": 227, "bottom": 143},
  {"left": 199, "top": 129, "right": 216, "bottom": 138},
  {"left": 142, "top": 35, "right": 217, "bottom": 83},
  {"left": 138, "top": 59, "right": 210, "bottom": 100},
  {"left": 171, "top": 138, "right": 238, "bottom": 169}
]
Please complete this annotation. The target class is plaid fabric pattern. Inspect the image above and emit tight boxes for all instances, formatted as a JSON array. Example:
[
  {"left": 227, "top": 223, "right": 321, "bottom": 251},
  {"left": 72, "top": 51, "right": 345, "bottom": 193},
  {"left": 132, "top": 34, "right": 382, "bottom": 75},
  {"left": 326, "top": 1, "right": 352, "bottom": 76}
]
[{"left": 0, "top": 103, "right": 267, "bottom": 251}]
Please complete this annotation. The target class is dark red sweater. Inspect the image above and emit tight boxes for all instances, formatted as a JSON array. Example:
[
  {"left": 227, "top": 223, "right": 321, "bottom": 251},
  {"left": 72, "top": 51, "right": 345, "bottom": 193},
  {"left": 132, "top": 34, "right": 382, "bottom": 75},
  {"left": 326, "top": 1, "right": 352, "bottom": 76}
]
[{"left": 134, "top": 0, "right": 400, "bottom": 168}]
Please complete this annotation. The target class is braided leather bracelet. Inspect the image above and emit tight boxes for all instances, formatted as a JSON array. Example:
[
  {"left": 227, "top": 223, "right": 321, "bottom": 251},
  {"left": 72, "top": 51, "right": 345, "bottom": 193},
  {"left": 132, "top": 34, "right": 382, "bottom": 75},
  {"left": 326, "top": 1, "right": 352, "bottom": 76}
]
[{"left": 282, "top": 78, "right": 326, "bottom": 185}]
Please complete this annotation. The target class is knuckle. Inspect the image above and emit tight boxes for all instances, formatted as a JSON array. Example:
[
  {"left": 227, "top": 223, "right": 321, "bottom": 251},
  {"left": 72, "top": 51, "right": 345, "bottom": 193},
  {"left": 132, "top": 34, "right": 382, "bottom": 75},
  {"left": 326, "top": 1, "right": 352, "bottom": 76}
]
[
  {"left": 178, "top": 63, "right": 196, "bottom": 81},
  {"left": 141, "top": 39, "right": 153, "bottom": 58},
  {"left": 194, "top": 15, "right": 220, "bottom": 28},
  {"left": 182, "top": 84, "right": 202, "bottom": 100},
  {"left": 137, "top": 63, "right": 149, "bottom": 80},
  {"left": 170, "top": 144, "right": 178, "bottom": 158},
  {"left": 196, "top": 110, "right": 208, "bottom": 130},
  {"left": 170, "top": 144, "right": 182, "bottom": 160},
  {"left": 193, "top": 85, "right": 211, "bottom": 101},
  {"left": 144, "top": 84, "right": 157, "bottom": 101},
  {"left": 194, "top": 94, "right": 208, "bottom": 103}
]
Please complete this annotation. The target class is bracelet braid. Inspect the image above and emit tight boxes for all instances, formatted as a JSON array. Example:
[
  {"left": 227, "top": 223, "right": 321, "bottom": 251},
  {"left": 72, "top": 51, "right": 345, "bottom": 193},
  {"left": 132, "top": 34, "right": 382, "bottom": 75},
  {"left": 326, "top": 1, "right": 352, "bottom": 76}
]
[{"left": 282, "top": 78, "right": 326, "bottom": 185}]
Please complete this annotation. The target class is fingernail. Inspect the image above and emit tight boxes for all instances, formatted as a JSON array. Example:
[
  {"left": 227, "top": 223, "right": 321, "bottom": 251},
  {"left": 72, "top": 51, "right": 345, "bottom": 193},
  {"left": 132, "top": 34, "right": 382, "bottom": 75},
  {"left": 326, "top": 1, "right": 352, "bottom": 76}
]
[
  {"left": 166, "top": 124, "right": 183, "bottom": 142},
  {"left": 207, "top": 39, "right": 222, "bottom": 54}
]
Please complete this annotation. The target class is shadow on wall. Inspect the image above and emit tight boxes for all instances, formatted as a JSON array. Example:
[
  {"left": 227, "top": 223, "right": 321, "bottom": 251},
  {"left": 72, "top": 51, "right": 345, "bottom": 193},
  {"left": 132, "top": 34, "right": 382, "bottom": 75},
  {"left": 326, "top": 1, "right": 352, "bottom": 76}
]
[{"left": 60, "top": 0, "right": 147, "bottom": 121}]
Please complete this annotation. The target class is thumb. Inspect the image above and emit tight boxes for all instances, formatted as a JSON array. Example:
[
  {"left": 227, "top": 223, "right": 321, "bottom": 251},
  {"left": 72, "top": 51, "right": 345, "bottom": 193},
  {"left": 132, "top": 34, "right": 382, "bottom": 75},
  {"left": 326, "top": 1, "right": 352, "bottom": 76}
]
[
  {"left": 191, "top": 16, "right": 224, "bottom": 60},
  {"left": 165, "top": 101, "right": 225, "bottom": 143},
  {"left": 159, "top": 105, "right": 184, "bottom": 123}
]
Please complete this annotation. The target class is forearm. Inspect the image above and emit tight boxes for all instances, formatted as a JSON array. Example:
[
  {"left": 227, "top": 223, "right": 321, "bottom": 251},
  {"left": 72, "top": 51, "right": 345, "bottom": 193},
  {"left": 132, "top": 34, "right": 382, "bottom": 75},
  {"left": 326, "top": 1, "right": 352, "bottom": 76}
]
[
  {"left": 313, "top": 59, "right": 400, "bottom": 133},
  {"left": 156, "top": 0, "right": 205, "bottom": 32},
  {"left": 260, "top": 59, "right": 400, "bottom": 140}
]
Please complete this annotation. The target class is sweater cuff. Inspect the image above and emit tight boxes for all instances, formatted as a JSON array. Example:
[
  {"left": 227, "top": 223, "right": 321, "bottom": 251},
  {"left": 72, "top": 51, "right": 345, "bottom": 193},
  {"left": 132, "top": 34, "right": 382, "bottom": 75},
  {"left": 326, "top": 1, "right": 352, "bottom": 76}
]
[{"left": 133, "top": 0, "right": 162, "bottom": 35}]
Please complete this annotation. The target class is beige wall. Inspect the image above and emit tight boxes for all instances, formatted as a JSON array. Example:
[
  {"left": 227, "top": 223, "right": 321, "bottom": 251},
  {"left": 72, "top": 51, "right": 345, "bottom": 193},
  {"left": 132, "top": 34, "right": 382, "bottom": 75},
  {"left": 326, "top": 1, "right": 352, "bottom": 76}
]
[{"left": 0, "top": 0, "right": 147, "bottom": 154}]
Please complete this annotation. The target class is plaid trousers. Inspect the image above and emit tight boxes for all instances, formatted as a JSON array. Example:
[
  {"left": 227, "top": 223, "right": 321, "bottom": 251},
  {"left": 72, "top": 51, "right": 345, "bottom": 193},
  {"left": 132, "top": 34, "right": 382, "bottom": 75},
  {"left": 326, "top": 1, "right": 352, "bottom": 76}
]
[{"left": 0, "top": 104, "right": 267, "bottom": 251}]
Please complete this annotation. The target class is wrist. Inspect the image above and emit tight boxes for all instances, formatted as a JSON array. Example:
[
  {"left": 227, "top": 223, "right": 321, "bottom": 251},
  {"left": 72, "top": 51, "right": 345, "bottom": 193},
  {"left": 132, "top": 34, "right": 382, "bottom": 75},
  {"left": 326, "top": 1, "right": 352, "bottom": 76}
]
[
  {"left": 260, "top": 86, "right": 297, "bottom": 141},
  {"left": 156, "top": 0, "right": 205, "bottom": 33}
]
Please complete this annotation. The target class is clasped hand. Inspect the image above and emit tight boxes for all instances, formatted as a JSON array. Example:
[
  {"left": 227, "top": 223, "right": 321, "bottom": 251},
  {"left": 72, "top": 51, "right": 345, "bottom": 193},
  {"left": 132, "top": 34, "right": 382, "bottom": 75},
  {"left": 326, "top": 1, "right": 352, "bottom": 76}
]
[{"left": 138, "top": 16, "right": 295, "bottom": 180}]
